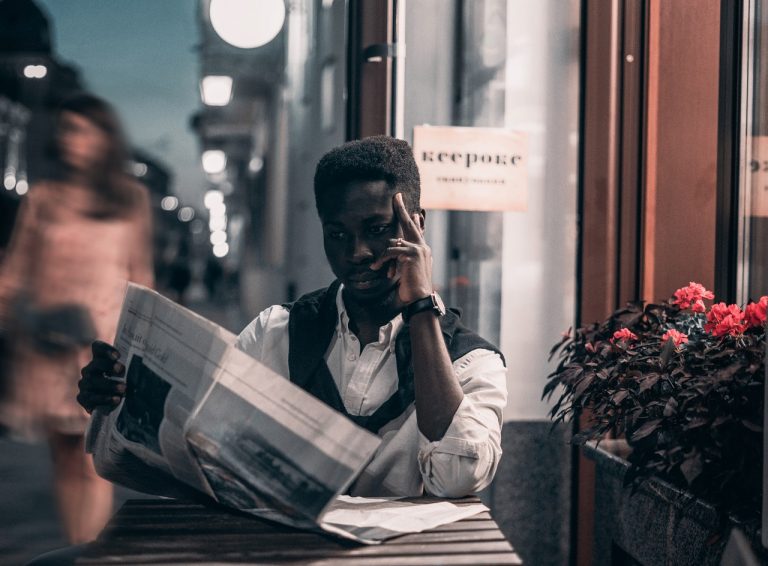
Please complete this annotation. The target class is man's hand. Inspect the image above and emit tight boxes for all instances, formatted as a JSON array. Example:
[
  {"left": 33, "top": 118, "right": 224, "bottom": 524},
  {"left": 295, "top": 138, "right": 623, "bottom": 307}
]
[
  {"left": 77, "top": 340, "right": 126, "bottom": 414},
  {"left": 371, "top": 192, "right": 432, "bottom": 305}
]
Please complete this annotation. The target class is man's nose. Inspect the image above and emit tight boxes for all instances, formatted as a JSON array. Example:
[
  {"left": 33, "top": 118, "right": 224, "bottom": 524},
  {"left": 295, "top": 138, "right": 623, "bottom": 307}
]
[{"left": 349, "top": 236, "right": 374, "bottom": 263}]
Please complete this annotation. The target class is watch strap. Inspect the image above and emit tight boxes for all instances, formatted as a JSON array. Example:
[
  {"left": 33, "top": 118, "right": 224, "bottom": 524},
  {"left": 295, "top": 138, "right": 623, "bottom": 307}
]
[{"left": 403, "top": 295, "right": 437, "bottom": 322}]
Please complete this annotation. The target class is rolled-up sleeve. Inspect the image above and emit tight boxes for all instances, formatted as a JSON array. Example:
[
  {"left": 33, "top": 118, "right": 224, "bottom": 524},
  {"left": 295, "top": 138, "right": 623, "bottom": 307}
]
[{"left": 417, "top": 349, "right": 507, "bottom": 497}]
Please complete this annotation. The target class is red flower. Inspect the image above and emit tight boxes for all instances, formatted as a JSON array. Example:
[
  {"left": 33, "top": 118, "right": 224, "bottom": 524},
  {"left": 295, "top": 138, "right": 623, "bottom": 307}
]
[
  {"left": 744, "top": 296, "right": 767, "bottom": 328},
  {"left": 705, "top": 302, "right": 748, "bottom": 337},
  {"left": 611, "top": 328, "right": 638, "bottom": 344},
  {"left": 661, "top": 329, "right": 688, "bottom": 347},
  {"left": 672, "top": 282, "right": 714, "bottom": 311}
]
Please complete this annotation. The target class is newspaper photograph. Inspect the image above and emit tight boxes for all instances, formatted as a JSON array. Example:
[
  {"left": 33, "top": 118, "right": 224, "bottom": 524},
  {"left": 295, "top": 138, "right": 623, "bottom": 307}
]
[{"left": 86, "top": 284, "right": 488, "bottom": 544}]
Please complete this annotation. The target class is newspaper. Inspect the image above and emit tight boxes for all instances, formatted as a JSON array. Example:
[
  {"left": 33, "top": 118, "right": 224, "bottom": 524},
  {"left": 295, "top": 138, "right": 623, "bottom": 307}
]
[{"left": 86, "top": 284, "right": 487, "bottom": 544}]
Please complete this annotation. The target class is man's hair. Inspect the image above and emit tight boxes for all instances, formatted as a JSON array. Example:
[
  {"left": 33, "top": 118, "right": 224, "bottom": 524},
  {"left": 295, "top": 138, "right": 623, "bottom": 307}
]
[{"left": 313, "top": 136, "right": 421, "bottom": 217}]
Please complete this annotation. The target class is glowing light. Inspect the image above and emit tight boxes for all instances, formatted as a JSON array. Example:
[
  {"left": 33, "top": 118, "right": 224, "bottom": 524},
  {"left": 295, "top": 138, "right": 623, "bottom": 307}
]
[
  {"left": 209, "top": 215, "right": 227, "bottom": 232},
  {"left": 209, "top": 0, "right": 286, "bottom": 49},
  {"left": 132, "top": 162, "right": 148, "bottom": 177},
  {"left": 202, "top": 150, "right": 227, "bottom": 174},
  {"left": 212, "top": 242, "right": 230, "bottom": 258},
  {"left": 201, "top": 75, "right": 233, "bottom": 106},
  {"left": 23, "top": 64, "right": 47, "bottom": 79},
  {"left": 210, "top": 230, "right": 227, "bottom": 246},
  {"left": 178, "top": 206, "right": 196, "bottom": 222},
  {"left": 248, "top": 156, "right": 263, "bottom": 173},
  {"left": 208, "top": 202, "right": 226, "bottom": 218},
  {"left": 204, "top": 190, "right": 224, "bottom": 209},
  {"left": 15, "top": 179, "right": 28, "bottom": 195},
  {"left": 4, "top": 174, "right": 16, "bottom": 190},
  {"left": 161, "top": 196, "right": 179, "bottom": 211}
]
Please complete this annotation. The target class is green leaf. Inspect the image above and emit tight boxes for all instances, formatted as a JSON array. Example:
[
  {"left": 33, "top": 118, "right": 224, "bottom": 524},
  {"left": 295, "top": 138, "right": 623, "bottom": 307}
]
[
  {"left": 639, "top": 373, "right": 660, "bottom": 393},
  {"left": 630, "top": 419, "right": 662, "bottom": 442},
  {"left": 659, "top": 338, "right": 675, "bottom": 367},
  {"left": 612, "top": 390, "right": 629, "bottom": 404},
  {"left": 679, "top": 452, "right": 703, "bottom": 484},
  {"left": 663, "top": 397, "right": 678, "bottom": 417}
]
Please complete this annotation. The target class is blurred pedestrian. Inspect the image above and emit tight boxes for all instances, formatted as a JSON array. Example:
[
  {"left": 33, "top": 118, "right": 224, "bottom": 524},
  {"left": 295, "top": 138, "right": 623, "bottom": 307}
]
[
  {"left": 166, "top": 239, "right": 192, "bottom": 305},
  {"left": 0, "top": 93, "right": 154, "bottom": 543},
  {"left": 203, "top": 254, "right": 224, "bottom": 302}
]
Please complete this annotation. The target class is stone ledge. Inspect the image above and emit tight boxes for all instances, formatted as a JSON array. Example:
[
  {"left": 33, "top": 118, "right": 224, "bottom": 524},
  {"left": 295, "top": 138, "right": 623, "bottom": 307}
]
[{"left": 584, "top": 440, "right": 766, "bottom": 565}]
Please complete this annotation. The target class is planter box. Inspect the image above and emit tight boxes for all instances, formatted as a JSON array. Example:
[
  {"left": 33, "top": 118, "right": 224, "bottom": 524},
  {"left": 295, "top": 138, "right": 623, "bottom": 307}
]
[{"left": 585, "top": 440, "right": 766, "bottom": 565}]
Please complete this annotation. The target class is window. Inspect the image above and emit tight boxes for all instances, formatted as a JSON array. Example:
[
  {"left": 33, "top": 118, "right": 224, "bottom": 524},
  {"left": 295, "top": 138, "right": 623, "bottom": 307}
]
[{"left": 741, "top": 1, "right": 768, "bottom": 300}]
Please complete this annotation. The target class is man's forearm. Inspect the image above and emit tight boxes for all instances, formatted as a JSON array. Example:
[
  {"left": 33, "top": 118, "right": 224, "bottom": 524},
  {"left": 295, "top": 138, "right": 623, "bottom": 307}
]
[{"left": 409, "top": 311, "right": 464, "bottom": 441}]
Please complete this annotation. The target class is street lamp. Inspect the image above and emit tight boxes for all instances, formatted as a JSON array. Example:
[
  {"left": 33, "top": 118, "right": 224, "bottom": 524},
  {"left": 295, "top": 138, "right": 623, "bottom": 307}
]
[
  {"left": 201, "top": 75, "right": 233, "bottom": 106},
  {"left": 209, "top": 0, "right": 286, "bottom": 49},
  {"left": 202, "top": 150, "right": 227, "bottom": 174},
  {"left": 23, "top": 64, "right": 47, "bottom": 79}
]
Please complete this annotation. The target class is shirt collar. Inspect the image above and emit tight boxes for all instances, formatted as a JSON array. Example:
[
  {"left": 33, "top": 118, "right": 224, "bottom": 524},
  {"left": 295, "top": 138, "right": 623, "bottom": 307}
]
[{"left": 335, "top": 283, "right": 404, "bottom": 347}]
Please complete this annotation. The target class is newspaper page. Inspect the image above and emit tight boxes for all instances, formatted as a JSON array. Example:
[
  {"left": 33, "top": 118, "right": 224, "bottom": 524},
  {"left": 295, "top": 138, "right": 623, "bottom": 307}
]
[{"left": 87, "top": 284, "right": 488, "bottom": 543}]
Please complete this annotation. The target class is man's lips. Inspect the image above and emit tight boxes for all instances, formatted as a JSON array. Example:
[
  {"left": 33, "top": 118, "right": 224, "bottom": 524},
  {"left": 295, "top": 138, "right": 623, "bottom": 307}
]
[
  {"left": 347, "top": 270, "right": 383, "bottom": 282},
  {"left": 345, "top": 267, "right": 393, "bottom": 290}
]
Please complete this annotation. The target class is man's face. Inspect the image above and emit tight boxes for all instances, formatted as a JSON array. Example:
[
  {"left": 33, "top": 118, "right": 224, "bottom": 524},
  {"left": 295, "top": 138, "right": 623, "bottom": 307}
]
[{"left": 320, "top": 180, "right": 422, "bottom": 303}]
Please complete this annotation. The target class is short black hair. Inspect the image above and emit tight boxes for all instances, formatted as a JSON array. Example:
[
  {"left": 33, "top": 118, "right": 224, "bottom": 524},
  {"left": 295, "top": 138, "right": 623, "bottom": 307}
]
[{"left": 314, "top": 136, "right": 420, "bottom": 217}]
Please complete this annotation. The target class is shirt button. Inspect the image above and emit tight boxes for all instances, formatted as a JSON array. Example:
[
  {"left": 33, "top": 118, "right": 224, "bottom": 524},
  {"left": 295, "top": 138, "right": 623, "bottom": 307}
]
[{"left": 347, "top": 353, "right": 357, "bottom": 361}]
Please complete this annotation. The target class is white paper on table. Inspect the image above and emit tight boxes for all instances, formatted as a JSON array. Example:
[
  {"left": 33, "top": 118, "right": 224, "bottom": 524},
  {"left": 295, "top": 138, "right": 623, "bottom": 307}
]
[{"left": 318, "top": 496, "right": 489, "bottom": 544}]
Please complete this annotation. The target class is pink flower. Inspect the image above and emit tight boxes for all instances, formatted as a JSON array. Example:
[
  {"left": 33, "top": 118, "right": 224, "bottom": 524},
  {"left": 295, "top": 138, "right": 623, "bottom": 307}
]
[
  {"left": 672, "top": 282, "right": 714, "bottom": 311},
  {"left": 611, "top": 328, "right": 638, "bottom": 344},
  {"left": 705, "top": 302, "right": 748, "bottom": 337},
  {"left": 661, "top": 329, "right": 688, "bottom": 347},
  {"left": 744, "top": 296, "right": 767, "bottom": 328}
]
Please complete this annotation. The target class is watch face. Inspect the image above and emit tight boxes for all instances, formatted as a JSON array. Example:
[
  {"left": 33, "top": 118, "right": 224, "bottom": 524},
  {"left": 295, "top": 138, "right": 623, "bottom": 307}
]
[{"left": 433, "top": 293, "right": 446, "bottom": 316}]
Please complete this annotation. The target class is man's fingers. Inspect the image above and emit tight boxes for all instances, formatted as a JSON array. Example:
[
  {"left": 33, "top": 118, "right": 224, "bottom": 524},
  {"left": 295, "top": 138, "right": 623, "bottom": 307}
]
[
  {"left": 78, "top": 376, "right": 126, "bottom": 395},
  {"left": 82, "top": 358, "right": 125, "bottom": 376},
  {"left": 394, "top": 193, "right": 423, "bottom": 242},
  {"left": 92, "top": 340, "right": 120, "bottom": 361},
  {"left": 77, "top": 392, "right": 122, "bottom": 414},
  {"left": 371, "top": 246, "right": 409, "bottom": 270}
]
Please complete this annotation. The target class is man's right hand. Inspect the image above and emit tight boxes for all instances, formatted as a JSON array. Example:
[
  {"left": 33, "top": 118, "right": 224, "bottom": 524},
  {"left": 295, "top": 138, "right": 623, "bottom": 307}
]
[{"left": 77, "top": 340, "right": 126, "bottom": 414}]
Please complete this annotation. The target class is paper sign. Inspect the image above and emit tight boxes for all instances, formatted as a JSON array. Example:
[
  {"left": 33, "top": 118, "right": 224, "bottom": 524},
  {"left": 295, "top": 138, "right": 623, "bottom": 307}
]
[
  {"left": 750, "top": 136, "right": 768, "bottom": 217},
  {"left": 413, "top": 125, "right": 528, "bottom": 212}
]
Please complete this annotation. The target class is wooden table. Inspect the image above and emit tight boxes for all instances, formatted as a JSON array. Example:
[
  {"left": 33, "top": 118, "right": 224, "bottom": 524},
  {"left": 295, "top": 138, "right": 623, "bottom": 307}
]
[{"left": 77, "top": 498, "right": 522, "bottom": 565}]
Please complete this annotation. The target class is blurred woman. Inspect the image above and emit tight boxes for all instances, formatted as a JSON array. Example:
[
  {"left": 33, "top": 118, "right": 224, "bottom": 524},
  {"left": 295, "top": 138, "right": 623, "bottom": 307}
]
[{"left": 0, "top": 93, "right": 153, "bottom": 543}]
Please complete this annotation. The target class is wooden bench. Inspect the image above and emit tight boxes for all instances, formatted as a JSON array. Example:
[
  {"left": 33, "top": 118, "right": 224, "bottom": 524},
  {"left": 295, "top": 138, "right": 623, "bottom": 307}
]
[{"left": 77, "top": 497, "right": 522, "bottom": 565}]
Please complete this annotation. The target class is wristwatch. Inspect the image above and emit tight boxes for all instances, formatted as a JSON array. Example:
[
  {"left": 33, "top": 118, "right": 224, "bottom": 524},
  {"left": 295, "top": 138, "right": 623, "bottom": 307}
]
[{"left": 402, "top": 292, "right": 446, "bottom": 322}]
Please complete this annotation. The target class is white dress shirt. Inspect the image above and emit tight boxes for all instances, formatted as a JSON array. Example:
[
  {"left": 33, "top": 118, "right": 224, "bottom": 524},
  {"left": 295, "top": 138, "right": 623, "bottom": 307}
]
[{"left": 235, "top": 285, "right": 507, "bottom": 498}]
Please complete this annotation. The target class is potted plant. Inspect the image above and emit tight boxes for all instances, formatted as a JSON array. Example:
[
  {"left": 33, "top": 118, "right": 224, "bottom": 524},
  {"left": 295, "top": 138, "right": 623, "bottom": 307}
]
[{"left": 544, "top": 283, "right": 766, "bottom": 563}]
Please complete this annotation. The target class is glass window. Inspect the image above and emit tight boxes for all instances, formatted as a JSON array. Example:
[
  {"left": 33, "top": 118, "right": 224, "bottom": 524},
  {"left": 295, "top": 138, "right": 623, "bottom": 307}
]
[
  {"left": 743, "top": 1, "right": 768, "bottom": 300},
  {"left": 403, "top": 0, "right": 581, "bottom": 419}
]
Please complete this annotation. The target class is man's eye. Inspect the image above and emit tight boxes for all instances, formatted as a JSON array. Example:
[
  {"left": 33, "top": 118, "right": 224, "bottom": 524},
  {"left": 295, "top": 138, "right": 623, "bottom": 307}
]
[
  {"left": 368, "top": 224, "right": 392, "bottom": 236},
  {"left": 327, "top": 230, "right": 347, "bottom": 241}
]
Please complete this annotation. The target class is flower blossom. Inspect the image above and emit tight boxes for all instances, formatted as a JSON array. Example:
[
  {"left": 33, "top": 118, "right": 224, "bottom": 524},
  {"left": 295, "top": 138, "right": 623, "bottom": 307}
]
[
  {"left": 661, "top": 329, "right": 688, "bottom": 347},
  {"left": 611, "top": 328, "right": 638, "bottom": 344},
  {"left": 705, "top": 302, "right": 748, "bottom": 337},
  {"left": 672, "top": 282, "right": 715, "bottom": 312},
  {"left": 744, "top": 296, "right": 767, "bottom": 328}
]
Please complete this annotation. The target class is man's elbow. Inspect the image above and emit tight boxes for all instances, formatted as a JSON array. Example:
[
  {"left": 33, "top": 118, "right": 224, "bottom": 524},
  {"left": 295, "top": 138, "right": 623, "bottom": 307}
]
[{"left": 423, "top": 451, "right": 500, "bottom": 498}]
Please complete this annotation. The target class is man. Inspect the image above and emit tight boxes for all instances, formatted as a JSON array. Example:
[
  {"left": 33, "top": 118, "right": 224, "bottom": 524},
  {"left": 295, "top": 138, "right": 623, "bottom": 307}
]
[{"left": 79, "top": 136, "right": 507, "bottom": 498}]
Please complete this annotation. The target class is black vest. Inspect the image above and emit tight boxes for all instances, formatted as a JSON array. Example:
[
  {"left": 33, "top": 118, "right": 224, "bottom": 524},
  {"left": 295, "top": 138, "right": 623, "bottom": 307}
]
[{"left": 284, "top": 281, "right": 504, "bottom": 434}]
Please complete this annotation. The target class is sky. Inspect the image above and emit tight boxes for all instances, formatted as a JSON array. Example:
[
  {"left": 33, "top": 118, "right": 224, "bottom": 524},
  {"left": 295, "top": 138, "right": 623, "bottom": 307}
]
[{"left": 37, "top": 0, "right": 205, "bottom": 207}]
